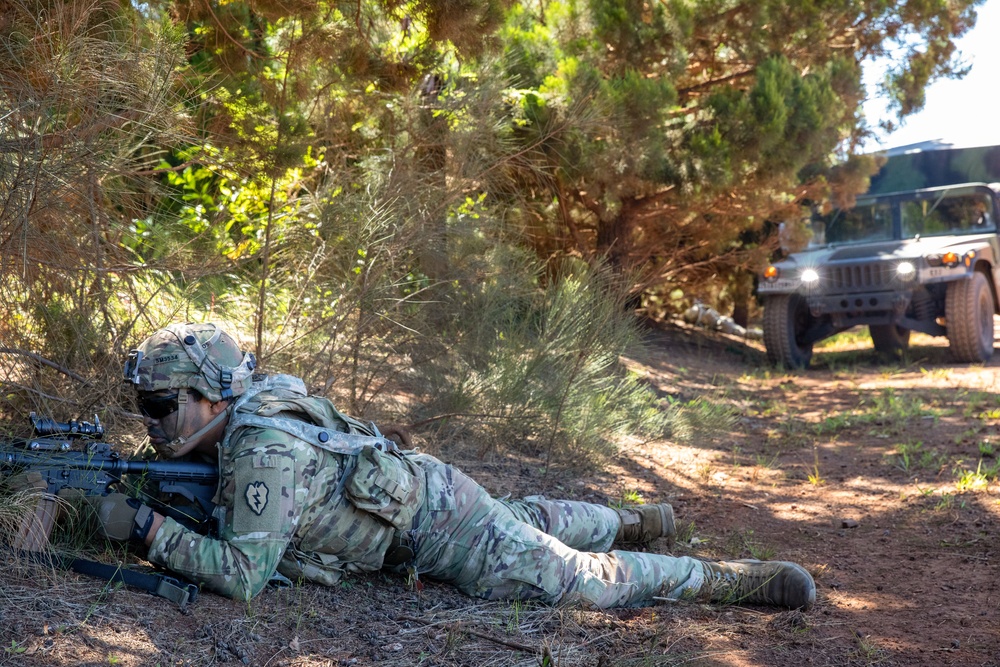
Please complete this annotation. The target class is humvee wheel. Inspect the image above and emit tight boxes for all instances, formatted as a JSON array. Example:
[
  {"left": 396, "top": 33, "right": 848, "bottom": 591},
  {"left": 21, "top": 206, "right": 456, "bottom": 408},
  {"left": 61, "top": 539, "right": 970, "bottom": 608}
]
[
  {"left": 763, "top": 294, "right": 814, "bottom": 369},
  {"left": 946, "top": 272, "right": 995, "bottom": 363},
  {"left": 869, "top": 324, "right": 911, "bottom": 358}
]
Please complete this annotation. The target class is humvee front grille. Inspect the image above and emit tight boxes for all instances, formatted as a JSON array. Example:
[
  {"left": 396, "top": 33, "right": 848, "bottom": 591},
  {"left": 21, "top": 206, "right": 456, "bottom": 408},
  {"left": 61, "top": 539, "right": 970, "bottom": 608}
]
[{"left": 827, "top": 264, "right": 895, "bottom": 291}]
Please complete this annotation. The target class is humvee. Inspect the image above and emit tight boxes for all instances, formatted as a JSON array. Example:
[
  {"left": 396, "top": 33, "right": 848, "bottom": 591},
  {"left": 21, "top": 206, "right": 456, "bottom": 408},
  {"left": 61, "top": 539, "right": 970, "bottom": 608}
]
[{"left": 758, "top": 182, "right": 1000, "bottom": 368}]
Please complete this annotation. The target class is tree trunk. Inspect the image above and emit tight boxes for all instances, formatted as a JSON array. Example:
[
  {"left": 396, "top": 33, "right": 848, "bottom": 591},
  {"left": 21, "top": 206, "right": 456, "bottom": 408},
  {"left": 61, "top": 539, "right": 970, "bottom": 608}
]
[
  {"left": 730, "top": 269, "right": 754, "bottom": 328},
  {"left": 595, "top": 200, "right": 635, "bottom": 274},
  {"left": 596, "top": 201, "right": 648, "bottom": 311},
  {"left": 416, "top": 74, "right": 448, "bottom": 279}
]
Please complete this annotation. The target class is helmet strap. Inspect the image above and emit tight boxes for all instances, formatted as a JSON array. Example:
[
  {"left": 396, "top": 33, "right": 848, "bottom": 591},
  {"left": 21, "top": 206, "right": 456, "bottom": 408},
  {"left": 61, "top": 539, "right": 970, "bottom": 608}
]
[
  {"left": 175, "top": 387, "right": 189, "bottom": 430},
  {"left": 161, "top": 403, "right": 232, "bottom": 458}
]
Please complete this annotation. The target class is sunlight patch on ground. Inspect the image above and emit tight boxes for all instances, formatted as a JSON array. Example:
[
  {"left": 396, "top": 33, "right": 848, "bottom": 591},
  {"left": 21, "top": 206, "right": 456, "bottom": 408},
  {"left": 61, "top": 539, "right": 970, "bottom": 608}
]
[
  {"left": 637, "top": 441, "right": 734, "bottom": 495},
  {"left": 641, "top": 440, "right": 712, "bottom": 471},
  {"left": 823, "top": 589, "right": 918, "bottom": 613},
  {"left": 668, "top": 647, "right": 775, "bottom": 667},
  {"left": 815, "top": 328, "right": 876, "bottom": 351},
  {"left": 850, "top": 368, "right": 1000, "bottom": 392}
]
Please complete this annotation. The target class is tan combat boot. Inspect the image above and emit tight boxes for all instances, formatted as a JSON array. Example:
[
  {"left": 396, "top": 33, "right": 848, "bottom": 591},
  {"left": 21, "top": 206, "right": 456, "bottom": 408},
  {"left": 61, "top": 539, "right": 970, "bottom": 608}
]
[
  {"left": 614, "top": 503, "right": 676, "bottom": 544},
  {"left": 701, "top": 559, "right": 816, "bottom": 609}
]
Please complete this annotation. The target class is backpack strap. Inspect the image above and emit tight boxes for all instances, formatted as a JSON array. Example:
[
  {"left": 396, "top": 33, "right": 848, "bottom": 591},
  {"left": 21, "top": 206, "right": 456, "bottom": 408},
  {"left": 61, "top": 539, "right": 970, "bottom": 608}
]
[
  {"left": 221, "top": 374, "right": 398, "bottom": 455},
  {"left": 226, "top": 412, "right": 397, "bottom": 455}
]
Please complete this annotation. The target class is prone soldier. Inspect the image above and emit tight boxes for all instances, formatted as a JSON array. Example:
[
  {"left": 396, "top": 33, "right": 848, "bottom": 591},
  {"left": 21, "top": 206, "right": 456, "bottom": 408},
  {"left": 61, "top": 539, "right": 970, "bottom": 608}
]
[{"left": 89, "top": 323, "right": 815, "bottom": 609}]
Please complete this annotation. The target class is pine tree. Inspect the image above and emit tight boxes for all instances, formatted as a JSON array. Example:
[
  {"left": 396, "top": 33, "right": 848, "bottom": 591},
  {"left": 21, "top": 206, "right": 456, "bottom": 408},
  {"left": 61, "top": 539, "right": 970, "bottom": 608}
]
[{"left": 499, "top": 0, "right": 984, "bottom": 306}]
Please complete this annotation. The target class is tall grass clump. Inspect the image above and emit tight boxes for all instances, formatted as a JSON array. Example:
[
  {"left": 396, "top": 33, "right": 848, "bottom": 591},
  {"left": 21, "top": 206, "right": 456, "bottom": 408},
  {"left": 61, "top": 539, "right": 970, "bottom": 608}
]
[
  {"left": 665, "top": 396, "right": 740, "bottom": 444},
  {"left": 0, "top": 1, "right": 188, "bottom": 430},
  {"left": 418, "top": 250, "right": 670, "bottom": 464},
  {"left": 222, "top": 174, "right": 671, "bottom": 466}
]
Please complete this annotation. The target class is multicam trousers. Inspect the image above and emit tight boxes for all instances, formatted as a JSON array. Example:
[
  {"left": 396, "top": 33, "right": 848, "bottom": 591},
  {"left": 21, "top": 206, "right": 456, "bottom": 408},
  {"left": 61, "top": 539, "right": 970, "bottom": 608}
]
[{"left": 405, "top": 454, "right": 705, "bottom": 608}]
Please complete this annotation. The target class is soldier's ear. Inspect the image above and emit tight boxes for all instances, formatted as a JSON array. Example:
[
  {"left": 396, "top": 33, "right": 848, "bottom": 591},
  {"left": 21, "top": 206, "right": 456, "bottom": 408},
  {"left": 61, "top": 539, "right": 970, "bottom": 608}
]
[{"left": 209, "top": 400, "right": 230, "bottom": 416}]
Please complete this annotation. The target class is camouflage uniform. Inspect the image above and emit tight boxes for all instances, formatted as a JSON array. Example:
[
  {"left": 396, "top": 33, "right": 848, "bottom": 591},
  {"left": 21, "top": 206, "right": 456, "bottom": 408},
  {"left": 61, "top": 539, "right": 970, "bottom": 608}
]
[
  {"left": 402, "top": 453, "right": 705, "bottom": 607},
  {"left": 129, "top": 323, "right": 814, "bottom": 611},
  {"left": 147, "top": 377, "right": 704, "bottom": 605}
]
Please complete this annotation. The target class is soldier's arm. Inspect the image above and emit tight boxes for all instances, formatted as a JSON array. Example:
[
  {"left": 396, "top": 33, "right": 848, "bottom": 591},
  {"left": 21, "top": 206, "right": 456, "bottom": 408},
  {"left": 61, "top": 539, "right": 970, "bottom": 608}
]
[
  {"left": 146, "top": 449, "right": 299, "bottom": 600},
  {"left": 146, "top": 517, "right": 289, "bottom": 599}
]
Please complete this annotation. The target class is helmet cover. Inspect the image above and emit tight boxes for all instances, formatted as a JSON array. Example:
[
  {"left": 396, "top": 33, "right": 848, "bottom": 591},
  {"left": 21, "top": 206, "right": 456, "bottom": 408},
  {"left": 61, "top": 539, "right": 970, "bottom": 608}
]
[{"left": 125, "top": 323, "right": 256, "bottom": 402}]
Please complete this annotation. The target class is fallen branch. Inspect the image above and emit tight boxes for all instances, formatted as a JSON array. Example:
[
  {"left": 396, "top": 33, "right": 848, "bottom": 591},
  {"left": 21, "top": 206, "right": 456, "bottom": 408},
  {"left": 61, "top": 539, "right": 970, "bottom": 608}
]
[
  {"left": 397, "top": 614, "right": 539, "bottom": 653},
  {"left": 0, "top": 348, "right": 91, "bottom": 386}
]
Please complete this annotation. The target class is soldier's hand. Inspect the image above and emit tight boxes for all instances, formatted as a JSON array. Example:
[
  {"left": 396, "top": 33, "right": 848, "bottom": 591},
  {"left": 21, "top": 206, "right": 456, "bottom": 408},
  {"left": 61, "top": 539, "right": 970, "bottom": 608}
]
[
  {"left": 2, "top": 470, "right": 47, "bottom": 496},
  {"left": 89, "top": 493, "right": 156, "bottom": 543}
]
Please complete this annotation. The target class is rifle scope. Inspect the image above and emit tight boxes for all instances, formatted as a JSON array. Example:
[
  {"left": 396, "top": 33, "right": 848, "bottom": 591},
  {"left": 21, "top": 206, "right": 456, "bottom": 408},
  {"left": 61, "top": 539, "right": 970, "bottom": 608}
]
[{"left": 30, "top": 412, "right": 105, "bottom": 438}]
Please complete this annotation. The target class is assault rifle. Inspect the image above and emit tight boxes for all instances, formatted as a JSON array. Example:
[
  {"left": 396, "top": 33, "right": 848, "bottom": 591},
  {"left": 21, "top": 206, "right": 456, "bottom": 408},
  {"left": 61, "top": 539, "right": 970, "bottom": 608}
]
[{"left": 1, "top": 413, "right": 220, "bottom": 606}]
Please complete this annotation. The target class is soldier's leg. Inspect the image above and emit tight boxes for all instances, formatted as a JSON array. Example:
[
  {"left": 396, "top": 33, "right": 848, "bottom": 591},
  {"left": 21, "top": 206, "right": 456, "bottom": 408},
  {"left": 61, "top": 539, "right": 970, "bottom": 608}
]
[
  {"left": 410, "top": 464, "right": 699, "bottom": 608},
  {"left": 464, "top": 530, "right": 706, "bottom": 608},
  {"left": 408, "top": 462, "right": 812, "bottom": 609},
  {"left": 498, "top": 496, "right": 620, "bottom": 551},
  {"left": 499, "top": 496, "right": 675, "bottom": 550}
]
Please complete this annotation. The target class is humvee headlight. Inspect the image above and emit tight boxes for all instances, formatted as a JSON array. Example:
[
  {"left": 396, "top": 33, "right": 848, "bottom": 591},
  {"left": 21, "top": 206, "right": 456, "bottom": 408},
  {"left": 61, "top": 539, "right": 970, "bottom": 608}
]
[
  {"left": 942, "top": 252, "right": 960, "bottom": 268},
  {"left": 801, "top": 268, "right": 819, "bottom": 284},
  {"left": 763, "top": 265, "right": 780, "bottom": 281},
  {"left": 896, "top": 261, "right": 916, "bottom": 279}
]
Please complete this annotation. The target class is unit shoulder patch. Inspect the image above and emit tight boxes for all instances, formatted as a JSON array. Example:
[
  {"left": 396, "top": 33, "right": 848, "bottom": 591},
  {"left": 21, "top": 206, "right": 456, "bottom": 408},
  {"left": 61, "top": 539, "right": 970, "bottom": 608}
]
[
  {"left": 245, "top": 481, "right": 269, "bottom": 515},
  {"left": 232, "top": 454, "right": 292, "bottom": 535}
]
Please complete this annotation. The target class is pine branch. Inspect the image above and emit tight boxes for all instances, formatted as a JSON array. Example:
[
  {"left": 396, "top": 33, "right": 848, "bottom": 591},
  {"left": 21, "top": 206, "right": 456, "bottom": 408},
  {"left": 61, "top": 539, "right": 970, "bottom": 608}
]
[{"left": 0, "top": 349, "right": 91, "bottom": 385}]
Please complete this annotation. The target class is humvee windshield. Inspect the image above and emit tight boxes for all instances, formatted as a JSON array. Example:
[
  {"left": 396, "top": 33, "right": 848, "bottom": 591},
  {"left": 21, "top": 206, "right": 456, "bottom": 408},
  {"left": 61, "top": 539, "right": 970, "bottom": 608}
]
[{"left": 808, "top": 190, "right": 995, "bottom": 248}]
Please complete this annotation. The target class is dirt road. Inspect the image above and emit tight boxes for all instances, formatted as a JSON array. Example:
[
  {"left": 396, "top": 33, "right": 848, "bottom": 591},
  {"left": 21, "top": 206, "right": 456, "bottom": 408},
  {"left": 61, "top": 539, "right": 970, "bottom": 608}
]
[{"left": 609, "top": 324, "right": 1000, "bottom": 667}]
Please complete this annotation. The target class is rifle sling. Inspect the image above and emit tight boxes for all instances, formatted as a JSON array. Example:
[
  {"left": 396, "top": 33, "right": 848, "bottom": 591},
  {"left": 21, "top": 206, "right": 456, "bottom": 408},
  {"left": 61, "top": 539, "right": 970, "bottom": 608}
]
[
  {"left": 10, "top": 548, "right": 198, "bottom": 608},
  {"left": 67, "top": 557, "right": 199, "bottom": 607}
]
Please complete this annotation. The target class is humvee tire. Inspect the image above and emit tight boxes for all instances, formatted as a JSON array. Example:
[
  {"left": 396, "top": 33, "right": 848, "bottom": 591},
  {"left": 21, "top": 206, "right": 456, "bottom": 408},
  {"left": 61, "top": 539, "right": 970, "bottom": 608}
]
[
  {"left": 946, "top": 271, "right": 995, "bottom": 362},
  {"left": 763, "top": 293, "right": 814, "bottom": 369}
]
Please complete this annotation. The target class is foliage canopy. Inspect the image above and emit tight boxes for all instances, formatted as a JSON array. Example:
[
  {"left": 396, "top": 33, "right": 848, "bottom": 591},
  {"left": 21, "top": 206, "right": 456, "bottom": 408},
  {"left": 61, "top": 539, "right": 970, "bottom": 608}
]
[{"left": 0, "top": 0, "right": 984, "bottom": 458}]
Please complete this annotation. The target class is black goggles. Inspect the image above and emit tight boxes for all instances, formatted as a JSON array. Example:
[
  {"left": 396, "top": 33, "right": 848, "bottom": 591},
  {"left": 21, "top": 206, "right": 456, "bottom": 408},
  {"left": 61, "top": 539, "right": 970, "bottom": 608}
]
[{"left": 136, "top": 392, "right": 184, "bottom": 420}]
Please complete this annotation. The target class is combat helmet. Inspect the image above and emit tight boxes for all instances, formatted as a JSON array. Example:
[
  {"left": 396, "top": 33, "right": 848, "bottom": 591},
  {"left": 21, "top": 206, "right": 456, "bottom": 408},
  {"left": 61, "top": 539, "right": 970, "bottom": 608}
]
[{"left": 124, "top": 323, "right": 256, "bottom": 457}]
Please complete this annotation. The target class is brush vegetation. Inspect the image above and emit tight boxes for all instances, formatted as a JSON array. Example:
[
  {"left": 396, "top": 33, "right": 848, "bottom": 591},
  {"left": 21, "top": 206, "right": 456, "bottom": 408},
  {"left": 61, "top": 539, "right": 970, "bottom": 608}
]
[{"left": 0, "top": 0, "right": 983, "bottom": 462}]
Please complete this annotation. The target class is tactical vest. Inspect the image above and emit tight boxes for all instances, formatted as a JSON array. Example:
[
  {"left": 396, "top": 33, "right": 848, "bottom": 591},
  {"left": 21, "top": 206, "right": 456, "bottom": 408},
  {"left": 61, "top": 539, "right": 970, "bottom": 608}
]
[
  {"left": 220, "top": 374, "right": 425, "bottom": 583},
  {"left": 221, "top": 374, "right": 399, "bottom": 455}
]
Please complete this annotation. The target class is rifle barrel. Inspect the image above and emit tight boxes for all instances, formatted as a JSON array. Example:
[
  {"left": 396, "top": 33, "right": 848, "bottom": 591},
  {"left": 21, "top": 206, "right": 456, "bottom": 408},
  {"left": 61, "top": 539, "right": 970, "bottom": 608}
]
[{"left": 2, "top": 444, "right": 217, "bottom": 482}]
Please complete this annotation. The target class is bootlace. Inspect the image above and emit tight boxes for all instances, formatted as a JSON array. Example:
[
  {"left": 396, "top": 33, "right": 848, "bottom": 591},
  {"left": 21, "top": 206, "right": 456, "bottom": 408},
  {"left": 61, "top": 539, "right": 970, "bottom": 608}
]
[{"left": 704, "top": 563, "right": 776, "bottom": 604}]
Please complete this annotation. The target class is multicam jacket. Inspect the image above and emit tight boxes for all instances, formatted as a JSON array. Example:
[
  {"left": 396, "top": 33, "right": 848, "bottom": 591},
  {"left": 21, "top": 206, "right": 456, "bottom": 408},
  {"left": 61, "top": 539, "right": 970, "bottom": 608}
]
[
  {"left": 147, "top": 375, "right": 708, "bottom": 607},
  {"left": 146, "top": 375, "right": 416, "bottom": 600}
]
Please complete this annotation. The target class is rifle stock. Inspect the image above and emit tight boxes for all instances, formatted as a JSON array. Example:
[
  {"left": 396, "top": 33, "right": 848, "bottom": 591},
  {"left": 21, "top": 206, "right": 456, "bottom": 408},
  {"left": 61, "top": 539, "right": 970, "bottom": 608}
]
[{"left": 13, "top": 496, "right": 59, "bottom": 551}]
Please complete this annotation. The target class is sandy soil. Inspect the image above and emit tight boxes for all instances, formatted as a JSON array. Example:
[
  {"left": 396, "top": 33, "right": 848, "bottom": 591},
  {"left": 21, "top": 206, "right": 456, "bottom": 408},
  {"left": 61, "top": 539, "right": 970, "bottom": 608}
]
[{"left": 3, "top": 322, "right": 999, "bottom": 667}]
